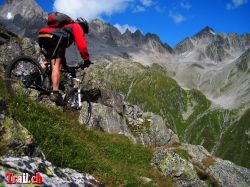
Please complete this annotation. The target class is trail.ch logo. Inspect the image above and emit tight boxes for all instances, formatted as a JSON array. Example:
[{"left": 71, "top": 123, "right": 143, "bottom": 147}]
[{"left": 6, "top": 172, "right": 42, "bottom": 185}]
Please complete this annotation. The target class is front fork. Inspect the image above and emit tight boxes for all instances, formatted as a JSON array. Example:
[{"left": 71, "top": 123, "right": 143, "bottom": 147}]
[{"left": 74, "top": 78, "right": 82, "bottom": 108}]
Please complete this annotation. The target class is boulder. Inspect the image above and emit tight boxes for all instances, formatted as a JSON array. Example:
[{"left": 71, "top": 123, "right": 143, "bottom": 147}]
[
  {"left": 152, "top": 149, "right": 207, "bottom": 187},
  {"left": 125, "top": 109, "right": 180, "bottom": 147},
  {"left": 152, "top": 144, "right": 250, "bottom": 187},
  {"left": 0, "top": 156, "right": 101, "bottom": 187},
  {"left": 79, "top": 103, "right": 136, "bottom": 143}
]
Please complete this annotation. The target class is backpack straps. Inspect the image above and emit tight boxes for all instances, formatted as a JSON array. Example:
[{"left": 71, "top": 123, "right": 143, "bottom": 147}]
[{"left": 51, "top": 30, "right": 64, "bottom": 58}]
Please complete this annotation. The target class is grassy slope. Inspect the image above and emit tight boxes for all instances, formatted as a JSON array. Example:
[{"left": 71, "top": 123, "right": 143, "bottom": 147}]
[
  {"left": 0, "top": 77, "right": 173, "bottom": 186},
  {"left": 215, "top": 109, "right": 250, "bottom": 168}
]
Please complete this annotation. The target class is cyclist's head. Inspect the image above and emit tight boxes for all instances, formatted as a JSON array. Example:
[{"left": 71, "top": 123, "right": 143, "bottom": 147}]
[{"left": 76, "top": 17, "right": 89, "bottom": 34}]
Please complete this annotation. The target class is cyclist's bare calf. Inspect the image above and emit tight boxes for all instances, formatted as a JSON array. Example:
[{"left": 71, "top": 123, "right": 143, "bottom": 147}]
[
  {"left": 51, "top": 58, "right": 62, "bottom": 92},
  {"left": 40, "top": 58, "right": 61, "bottom": 92}
]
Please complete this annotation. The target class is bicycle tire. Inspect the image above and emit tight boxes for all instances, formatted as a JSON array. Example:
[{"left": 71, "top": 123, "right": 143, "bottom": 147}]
[
  {"left": 5, "top": 56, "right": 43, "bottom": 98},
  {"left": 64, "top": 88, "right": 92, "bottom": 124}
]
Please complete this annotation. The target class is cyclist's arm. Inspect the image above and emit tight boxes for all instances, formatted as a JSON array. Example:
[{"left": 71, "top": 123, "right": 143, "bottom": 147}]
[{"left": 72, "top": 23, "right": 90, "bottom": 61}]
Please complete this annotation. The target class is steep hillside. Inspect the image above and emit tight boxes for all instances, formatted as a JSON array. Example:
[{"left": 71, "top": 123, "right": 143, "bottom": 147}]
[
  {"left": 199, "top": 48, "right": 250, "bottom": 109},
  {"left": 170, "top": 28, "right": 250, "bottom": 110},
  {"left": 1, "top": 75, "right": 249, "bottom": 186},
  {"left": 0, "top": 77, "right": 173, "bottom": 186}
]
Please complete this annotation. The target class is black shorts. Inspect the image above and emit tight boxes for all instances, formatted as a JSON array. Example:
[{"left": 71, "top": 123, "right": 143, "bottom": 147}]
[{"left": 38, "top": 36, "right": 66, "bottom": 60}]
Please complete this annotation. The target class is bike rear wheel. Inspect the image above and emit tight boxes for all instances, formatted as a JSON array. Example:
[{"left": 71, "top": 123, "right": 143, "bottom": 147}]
[
  {"left": 64, "top": 88, "right": 92, "bottom": 124},
  {"left": 5, "top": 56, "right": 43, "bottom": 99}
]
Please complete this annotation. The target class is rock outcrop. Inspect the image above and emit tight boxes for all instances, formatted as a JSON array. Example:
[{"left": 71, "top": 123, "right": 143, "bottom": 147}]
[
  {"left": 0, "top": 25, "right": 41, "bottom": 68},
  {"left": 0, "top": 156, "right": 101, "bottom": 187},
  {"left": 152, "top": 144, "right": 250, "bottom": 187}
]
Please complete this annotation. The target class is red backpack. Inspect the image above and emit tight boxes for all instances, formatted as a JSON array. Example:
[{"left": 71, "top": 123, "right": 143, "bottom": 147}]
[{"left": 47, "top": 12, "right": 74, "bottom": 28}]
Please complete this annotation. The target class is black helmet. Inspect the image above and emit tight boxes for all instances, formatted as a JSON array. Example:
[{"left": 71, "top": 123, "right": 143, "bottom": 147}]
[{"left": 76, "top": 17, "right": 89, "bottom": 34}]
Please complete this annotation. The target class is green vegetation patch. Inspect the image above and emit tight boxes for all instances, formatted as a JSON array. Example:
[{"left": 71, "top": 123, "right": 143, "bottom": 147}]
[
  {"left": 185, "top": 109, "right": 238, "bottom": 152},
  {"left": 215, "top": 108, "right": 250, "bottom": 168},
  {"left": 175, "top": 148, "right": 192, "bottom": 160}
]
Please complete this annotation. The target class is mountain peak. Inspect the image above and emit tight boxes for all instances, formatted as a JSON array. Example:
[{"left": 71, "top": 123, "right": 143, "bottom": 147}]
[
  {"left": 124, "top": 28, "right": 132, "bottom": 35},
  {"left": 0, "top": 0, "right": 46, "bottom": 20},
  {"left": 195, "top": 26, "right": 216, "bottom": 38}
]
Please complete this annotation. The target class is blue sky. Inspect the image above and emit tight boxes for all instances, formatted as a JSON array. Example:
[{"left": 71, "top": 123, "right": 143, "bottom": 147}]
[{"left": 1, "top": 0, "right": 249, "bottom": 46}]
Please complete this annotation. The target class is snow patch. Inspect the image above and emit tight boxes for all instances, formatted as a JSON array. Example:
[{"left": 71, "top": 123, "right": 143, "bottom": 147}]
[
  {"left": 209, "top": 29, "right": 216, "bottom": 35},
  {"left": 7, "top": 12, "right": 13, "bottom": 19},
  {"left": 209, "top": 95, "right": 236, "bottom": 109}
]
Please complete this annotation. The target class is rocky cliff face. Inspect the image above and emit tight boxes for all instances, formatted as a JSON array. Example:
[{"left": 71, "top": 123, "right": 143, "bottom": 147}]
[{"left": 0, "top": 0, "right": 47, "bottom": 38}]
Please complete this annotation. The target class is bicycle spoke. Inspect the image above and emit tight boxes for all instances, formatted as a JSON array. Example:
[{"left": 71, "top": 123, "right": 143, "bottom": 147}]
[{"left": 6, "top": 56, "right": 43, "bottom": 100}]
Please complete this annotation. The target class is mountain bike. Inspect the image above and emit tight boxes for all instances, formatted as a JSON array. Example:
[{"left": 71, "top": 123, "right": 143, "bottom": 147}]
[{"left": 5, "top": 55, "right": 92, "bottom": 124}]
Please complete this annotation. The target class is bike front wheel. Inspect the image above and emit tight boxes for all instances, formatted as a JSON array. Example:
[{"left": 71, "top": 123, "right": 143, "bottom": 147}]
[
  {"left": 64, "top": 88, "right": 92, "bottom": 124},
  {"left": 5, "top": 56, "right": 43, "bottom": 99}
]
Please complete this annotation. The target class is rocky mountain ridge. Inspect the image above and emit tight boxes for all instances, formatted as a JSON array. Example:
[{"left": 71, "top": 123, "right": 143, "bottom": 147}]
[
  {"left": 0, "top": 0, "right": 173, "bottom": 64},
  {"left": 0, "top": 0, "right": 249, "bottom": 66},
  {"left": 174, "top": 26, "right": 250, "bottom": 63}
]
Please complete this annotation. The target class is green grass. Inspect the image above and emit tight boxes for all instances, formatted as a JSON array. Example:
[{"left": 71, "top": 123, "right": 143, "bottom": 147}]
[
  {"left": 0, "top": 77, "right": 173, "bottom": 186},
  {"left": 175, "top": 149, "right": 192, "bottom": 160},
  {"left": 215, "top": 108, "right": 250, "bottom": 168},
  {"left": 186, "top": 110, "right": 227, "bottom": 151}
]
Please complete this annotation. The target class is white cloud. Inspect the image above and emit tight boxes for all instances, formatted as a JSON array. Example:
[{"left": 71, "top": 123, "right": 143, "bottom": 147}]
[
  {"left": 154, "top": 5, "right": 163, "bottom": 12},
  {"left": 114, "top": 24, "right": 138, "bottom": 33},
  {"left": 53, "top": 0, "right": 133, "bottom": 20},
  {"left": 133, "top": 0, "right": 155, "bottom": 12},
  {"left": 140, "top": 0, "right": 153, "bottom": 7},
  {"left": 226, "top": 0, "right": 248, "bottom": 10},
  {"left": 133, "top": 5, "right": 146, "bottom": 12},
  {"left": 169, "top": 12, "right": 186, "bottom": 24},
  {"left": 180, "top": 1, "right": 192, "bottom": 10}
]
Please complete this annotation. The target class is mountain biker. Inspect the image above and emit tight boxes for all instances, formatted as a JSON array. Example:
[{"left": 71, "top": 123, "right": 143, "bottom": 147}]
[{"left": 38, "top": 12, "right": 92, "bottom": 105}]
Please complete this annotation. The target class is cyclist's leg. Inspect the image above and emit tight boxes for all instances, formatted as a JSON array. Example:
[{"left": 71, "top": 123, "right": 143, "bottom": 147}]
[
  {"left": 50, "top": 48, "right": 66, "bottom": 105},
  {"left": 51, "top": 58, "right": 62, "bottom": 91}
]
